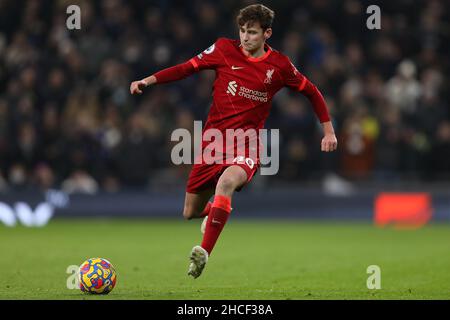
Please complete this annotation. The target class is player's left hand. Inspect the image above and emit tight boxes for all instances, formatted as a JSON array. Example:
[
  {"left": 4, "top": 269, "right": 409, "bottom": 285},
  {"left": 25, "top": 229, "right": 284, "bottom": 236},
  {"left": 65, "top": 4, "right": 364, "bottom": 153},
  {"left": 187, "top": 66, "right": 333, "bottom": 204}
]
[{"left": 321, "top": 134, "right": 338, "bottom": 152}]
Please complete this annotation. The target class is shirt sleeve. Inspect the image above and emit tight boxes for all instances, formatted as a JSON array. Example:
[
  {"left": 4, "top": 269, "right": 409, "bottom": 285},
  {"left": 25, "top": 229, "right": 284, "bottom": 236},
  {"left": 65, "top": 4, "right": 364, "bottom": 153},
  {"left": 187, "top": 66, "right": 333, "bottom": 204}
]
[
  {"left": 281, "top": 58, "right": 308, "bottom": 91},
  {"left": 301, "top": 80, "right": 331, "bottom": 123},
  {"left": 153, "top": 61, "right": 196, "bottom": 84},
  {"left": 188, "top": 38, "right": 225, "bottom": 71},
  {"left": 281, "top": 57, "right": 331, "bottom": 123}
]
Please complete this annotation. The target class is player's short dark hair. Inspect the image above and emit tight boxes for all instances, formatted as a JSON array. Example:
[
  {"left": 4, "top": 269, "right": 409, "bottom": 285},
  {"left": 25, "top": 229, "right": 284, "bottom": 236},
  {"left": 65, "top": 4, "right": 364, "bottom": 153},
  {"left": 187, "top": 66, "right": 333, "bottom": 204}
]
[{"left": 236, "top": 4, "right": 275, "bottom": 31}]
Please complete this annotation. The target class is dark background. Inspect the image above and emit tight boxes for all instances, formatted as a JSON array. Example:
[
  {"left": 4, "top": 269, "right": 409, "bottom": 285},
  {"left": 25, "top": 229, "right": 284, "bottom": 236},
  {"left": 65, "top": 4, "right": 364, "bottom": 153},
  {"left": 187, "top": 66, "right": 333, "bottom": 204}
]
[{"left": 0, "top": 0, "right": 449, "bottom": 195}]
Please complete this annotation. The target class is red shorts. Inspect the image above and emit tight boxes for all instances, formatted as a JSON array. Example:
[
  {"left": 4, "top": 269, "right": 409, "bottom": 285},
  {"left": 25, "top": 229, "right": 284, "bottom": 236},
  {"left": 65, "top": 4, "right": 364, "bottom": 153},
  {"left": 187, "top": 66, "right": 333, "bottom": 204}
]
[{"left": 186, "top": 157, "right": 259, "bottom": 194}]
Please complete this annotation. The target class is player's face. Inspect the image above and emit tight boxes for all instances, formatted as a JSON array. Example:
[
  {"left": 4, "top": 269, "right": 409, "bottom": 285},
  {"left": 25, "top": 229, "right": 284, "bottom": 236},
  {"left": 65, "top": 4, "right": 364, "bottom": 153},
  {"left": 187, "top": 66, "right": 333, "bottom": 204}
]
[{"left": 239, "top": 22, "right": 272, "bottom": 53}]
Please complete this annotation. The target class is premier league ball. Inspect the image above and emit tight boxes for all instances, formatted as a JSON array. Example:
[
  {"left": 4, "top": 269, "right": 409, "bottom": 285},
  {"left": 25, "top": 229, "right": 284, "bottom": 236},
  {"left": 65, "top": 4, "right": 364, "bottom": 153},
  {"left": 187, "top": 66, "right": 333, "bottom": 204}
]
[{"left": 79, "top": 258, "right": 117, "bottom": 294}]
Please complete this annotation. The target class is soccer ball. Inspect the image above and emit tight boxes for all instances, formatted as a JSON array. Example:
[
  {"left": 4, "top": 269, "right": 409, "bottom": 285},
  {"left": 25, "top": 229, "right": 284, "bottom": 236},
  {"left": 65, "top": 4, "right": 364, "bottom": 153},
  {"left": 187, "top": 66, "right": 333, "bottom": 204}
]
[{"left": 79, "top": 258, "right": 117, "bottom": 294}]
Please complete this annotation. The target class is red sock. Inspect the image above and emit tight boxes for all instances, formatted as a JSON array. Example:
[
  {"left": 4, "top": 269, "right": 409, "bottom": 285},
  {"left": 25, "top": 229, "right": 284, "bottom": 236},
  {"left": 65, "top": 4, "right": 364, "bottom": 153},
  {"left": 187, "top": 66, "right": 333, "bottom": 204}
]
[
  {"left": 199, "top": 202, "right": 212, "bottom": 218},
  {"left": 201, "top": 195, "right": 231, "bottom": 255}
]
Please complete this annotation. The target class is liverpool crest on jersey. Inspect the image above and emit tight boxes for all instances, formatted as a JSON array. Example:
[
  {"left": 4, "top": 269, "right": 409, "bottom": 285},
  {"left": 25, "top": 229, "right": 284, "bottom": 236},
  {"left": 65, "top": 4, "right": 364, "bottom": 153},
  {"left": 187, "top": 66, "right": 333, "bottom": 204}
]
[{"left": 264, "top": 69, "right": 274, "bottom": 84}]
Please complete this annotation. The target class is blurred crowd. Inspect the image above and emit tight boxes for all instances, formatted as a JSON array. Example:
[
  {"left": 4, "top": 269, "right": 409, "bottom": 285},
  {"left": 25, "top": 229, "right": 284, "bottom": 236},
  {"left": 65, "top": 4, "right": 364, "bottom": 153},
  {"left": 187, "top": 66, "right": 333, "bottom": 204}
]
[{"left": 0, "top": 0, "right": 449, "bottom": 193}]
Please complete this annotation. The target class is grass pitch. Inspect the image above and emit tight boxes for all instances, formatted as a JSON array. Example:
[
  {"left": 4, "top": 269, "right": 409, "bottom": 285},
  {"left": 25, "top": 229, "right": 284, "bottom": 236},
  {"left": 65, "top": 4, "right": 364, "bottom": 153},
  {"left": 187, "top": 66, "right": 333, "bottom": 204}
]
[{"left": 1, "top": 218, "right": 449, "bottom": 300}]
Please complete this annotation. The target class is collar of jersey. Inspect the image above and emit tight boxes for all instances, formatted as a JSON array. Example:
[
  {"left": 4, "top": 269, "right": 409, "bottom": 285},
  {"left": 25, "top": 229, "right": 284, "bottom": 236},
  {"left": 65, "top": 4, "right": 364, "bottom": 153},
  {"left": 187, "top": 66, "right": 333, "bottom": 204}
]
[{"left": 240, "top": 43, "right": 272, "bottom": 62}]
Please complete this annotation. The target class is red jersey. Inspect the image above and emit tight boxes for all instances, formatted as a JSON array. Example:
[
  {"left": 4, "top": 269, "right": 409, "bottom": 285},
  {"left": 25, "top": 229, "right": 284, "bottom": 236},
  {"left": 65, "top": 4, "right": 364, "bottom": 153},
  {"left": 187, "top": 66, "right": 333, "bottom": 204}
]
[
  {"left": 189, "top": 38, "right": 309, "bottom": 135},
  {"left": 154, "top": 37, "right": 330, "bottom": 164}
]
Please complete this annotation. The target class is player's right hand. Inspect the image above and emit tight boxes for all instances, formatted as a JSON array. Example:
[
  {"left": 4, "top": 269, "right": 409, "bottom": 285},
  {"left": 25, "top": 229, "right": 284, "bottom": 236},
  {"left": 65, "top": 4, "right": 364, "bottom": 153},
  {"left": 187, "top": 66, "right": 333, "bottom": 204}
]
[{"left": 130, "top": 79, "right": 148, "bottom": 95}]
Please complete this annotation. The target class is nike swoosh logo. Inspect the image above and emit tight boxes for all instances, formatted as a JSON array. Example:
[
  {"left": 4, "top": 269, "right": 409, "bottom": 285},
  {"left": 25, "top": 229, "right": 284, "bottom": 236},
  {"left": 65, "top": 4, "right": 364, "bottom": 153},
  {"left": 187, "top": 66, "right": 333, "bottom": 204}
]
[
  {"left": 212, "top": 219, "right": 221, "bottom": 224},
  {"left": 231, "top": 66, "right": 244, "bottom": 70}
]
